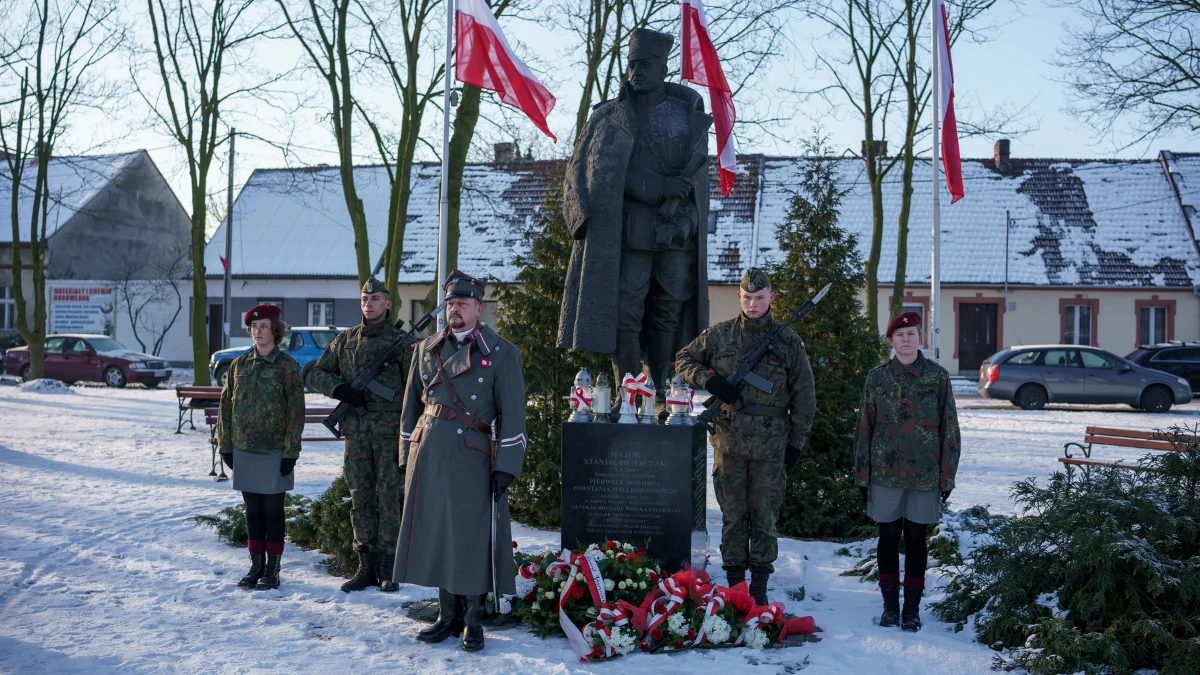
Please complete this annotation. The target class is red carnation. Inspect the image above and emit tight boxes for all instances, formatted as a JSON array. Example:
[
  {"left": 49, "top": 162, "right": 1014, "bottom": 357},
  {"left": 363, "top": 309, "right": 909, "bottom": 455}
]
[
  {"left": 616, "top": 553, "right": 627, "bottom": 563},
  {"left": 636, "top": 547, "right": 647, "bottom": 555},
  {"left": 571, "top": 584, "right": 585, "bottom": 600},
  {"left": 605, "top": 541, "right": 617, "bottom": 550},
  {"left": 687, "top": 629, "right": 696, "bottom": 640},
  {"left": 649, "top": 572, "right": 658, "bottom": 583},
  {"left": 651, "top": 627, "right": 664, "bottom": 640},
  {"left": 512, "top": 540, "right": 519, "bottom": 548}
]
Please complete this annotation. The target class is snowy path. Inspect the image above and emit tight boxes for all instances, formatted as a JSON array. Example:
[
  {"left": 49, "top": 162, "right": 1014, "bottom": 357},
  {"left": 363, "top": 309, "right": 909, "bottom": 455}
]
[{"left": 0, "top": 384, "right": 1195, "bottom": 674}]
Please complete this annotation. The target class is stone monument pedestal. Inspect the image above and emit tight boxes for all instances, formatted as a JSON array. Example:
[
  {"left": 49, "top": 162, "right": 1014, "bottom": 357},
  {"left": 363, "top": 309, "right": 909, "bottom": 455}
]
[{"left": 560, "top": 423, "right": 707, "bottom": 572}]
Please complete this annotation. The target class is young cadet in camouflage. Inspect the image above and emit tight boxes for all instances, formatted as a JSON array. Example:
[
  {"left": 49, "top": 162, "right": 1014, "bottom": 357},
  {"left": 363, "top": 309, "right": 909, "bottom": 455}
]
[
  {"left": 854, "top": 310, "right": 961, "bottom": 632},
  {"left": 217, "top": 303, "right": 304, "bottom": 590},
  {"left": 310, "top": 278, "right": 415, "bottom": 593},
  {"left": 675, "top": 267, "right": 816, "bottom": 606}
]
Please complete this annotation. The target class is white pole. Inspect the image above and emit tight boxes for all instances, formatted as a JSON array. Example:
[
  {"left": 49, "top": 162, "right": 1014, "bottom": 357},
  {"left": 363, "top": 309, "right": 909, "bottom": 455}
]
[
  {"left": 930, "top": 0, "right": 942, "bottom": 364},
  {"left": 222, "top": 129, "right": 235, "bottom": 350},
  {"left": 436, "top": 0, "right": 455, "bottom": 333}
]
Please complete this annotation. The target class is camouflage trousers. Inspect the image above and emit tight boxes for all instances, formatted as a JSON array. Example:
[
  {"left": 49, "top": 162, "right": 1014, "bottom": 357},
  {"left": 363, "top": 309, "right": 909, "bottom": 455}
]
[
  {"left": 712, "top": 451, "right": 787, "bottom": 573},
  {"left": 344, "top": 435, "right": 403, "bottom": 554}
]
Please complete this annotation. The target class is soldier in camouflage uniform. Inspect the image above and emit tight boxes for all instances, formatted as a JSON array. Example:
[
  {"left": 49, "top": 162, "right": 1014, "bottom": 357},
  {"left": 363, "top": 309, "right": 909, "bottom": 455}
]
[
  {"left": 854, "top": 311, "right": 961, "bottom": 632},
  {"left": 675, "top": 268, "right": 816, "bottom": 605},
  {"left": 310, "top": 278, "right": 414, "bottom": 593},
  {"left": 218, "top": 303, "right": 305, "bottom": 590}
]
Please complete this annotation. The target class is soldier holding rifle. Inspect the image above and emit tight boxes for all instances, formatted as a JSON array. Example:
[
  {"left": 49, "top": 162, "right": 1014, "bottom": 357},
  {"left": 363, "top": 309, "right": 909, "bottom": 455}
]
[{"left": 675, "top": 268, "right": 817, "bottom": 606}]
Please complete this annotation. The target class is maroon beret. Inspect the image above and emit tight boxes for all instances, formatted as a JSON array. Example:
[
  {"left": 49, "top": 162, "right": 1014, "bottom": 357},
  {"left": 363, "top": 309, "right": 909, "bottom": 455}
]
[
  {"left": 244, "top": 303, "right": 281, "bottom": 326},
  {"left": 886, "top": 311, "right": 922, "bottom": 338}
]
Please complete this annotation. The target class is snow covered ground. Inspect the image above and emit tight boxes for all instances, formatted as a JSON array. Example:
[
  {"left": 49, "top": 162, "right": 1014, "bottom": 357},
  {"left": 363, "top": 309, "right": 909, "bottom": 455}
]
[{"left": 1, "top": 385, "right": 1196, "bottom": 674}]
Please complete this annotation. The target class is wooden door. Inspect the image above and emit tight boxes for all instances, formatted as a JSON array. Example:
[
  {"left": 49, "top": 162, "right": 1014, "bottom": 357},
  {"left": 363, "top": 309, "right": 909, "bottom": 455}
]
[{"left": 958, "top": 303, "right": 997, "bottom": 372}]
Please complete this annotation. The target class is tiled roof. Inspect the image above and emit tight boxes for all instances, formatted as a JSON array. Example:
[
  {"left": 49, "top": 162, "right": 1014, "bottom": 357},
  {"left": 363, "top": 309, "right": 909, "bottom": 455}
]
[
  {"left": 0, "top": 152, "right": 141, "bottom": 244},
  {"left": 206, "top": 151, "right": 1200, "bottom": 288}
]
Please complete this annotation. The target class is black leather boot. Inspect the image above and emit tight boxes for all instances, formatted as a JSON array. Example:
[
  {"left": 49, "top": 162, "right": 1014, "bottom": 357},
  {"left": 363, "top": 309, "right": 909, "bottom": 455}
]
[
  {"left": 901, "top": 586, "right": 923, "bottom": 632},
  {"left": 749, "top": 568, "right": 770, "bottom": 606},
  {"left": 724, "top": 566, "right": 746, "bottom": 588},
  {"left": 378, "top": 553, "right": 398, "bottom": 592},
  {"left": 417, "top": 588, "right": 466, "bottom": 643},
  {"left": 256, "top": 554, "right": 281, "bottom": 590},
  {"left": 340, "top": 549, "right": 378, "bottom": 592},
  {"left": 461, "top": 594, "right": 486, "bottom": 652},
  {"left": 237, "top": 552, "right": 265, "bottom": 588},
  {"left": 879, "top": 584, "right": 901, "bottom": 627}
]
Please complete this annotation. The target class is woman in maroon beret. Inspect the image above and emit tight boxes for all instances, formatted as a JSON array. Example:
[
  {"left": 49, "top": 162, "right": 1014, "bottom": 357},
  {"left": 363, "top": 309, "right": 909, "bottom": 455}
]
[{"left": 217, "top": 304, "right": 305, "bottom": 590}]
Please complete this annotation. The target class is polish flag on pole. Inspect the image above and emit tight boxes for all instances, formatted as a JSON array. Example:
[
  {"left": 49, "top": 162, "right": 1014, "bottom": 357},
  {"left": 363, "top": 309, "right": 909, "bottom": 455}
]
[
  {"left": 681, "top": 0, "right": 736, "bottom": 196},
  {"left": 935, "top": 0, "right": 963, "bottom": 203},
  {"left": 455, "top": 0, "right": 556, "bottom": 141}
]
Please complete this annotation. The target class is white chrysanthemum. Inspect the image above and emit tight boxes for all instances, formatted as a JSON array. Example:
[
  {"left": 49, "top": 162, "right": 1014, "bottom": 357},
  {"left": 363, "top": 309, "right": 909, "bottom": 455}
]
[
  {"left": 702, "top": 615, "right": 732, "bottom": 644},
  {"left": 743, "top": 627, "right": 769, "bottom": 649},
  {"left": 587, "top": 543, "right": 600, "bottom": 551},
  {"left": 623, "top": 543, "right": 634, "bottom": 552},
  {"left": 639, "top": 581, "right": 647, "bottom": 590},
  {"left": 544, "top": 590, "right": 556, "bottom": 599},
  {"left": 611, "top": 626, "right": 638, "bottom": 656},
  {"left": 618, "top": 580, "right": 627, "bottom": 590},
  {"left": 514, "top": 575, "right": 536, "bottom": 598},
  {"left": 586, "top": 607, "right": 598, "bottom": 617},
  {"left": 604, "top": 578, "right": 615, "bottom": 591},
  {"left": 585, "top": 549, "right": 605, "bottom": 562},
  {"left": 498, "top": 596, "right": 513, "bottom": 615},
  {"left": 666, "top": 612, "right": 689, "bottom": 638}
]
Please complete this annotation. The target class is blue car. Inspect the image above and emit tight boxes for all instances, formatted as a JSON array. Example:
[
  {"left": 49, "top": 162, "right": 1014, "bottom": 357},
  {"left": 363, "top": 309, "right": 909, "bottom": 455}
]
[{"left": 209, "top": 326, "right": 342, "bottom": 390}]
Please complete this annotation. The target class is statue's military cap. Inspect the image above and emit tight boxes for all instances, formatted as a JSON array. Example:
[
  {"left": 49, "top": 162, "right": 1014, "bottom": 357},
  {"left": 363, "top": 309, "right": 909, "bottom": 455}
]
[
  {"left": 740, "top": 267, "right": 772, "bottom": 293},
  {"left": 628, "top": 28, "right": 673, "bottom": 62},
  {"left": 361, "top": 278, "right": 389, "bottom": 295},
  {"left": 443, "top": 269, "right": 487, "bottom": 301}
]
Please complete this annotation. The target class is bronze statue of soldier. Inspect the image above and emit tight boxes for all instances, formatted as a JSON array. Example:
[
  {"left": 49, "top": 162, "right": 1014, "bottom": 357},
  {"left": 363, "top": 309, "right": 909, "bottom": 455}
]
[{"left": 557, "top": 27, "right": 712, "bottom": 412}]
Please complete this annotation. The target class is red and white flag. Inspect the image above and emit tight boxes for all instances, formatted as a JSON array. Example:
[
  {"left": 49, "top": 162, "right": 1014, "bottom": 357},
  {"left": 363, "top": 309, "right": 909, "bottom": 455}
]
[
  {"left": 935, "top": 0, "right": 963, "bottom": 203},
  {"left": 455, "top": 0, "right": 556, "bottom": 142},
  {"left": 681, "top": 0, "right": 736, "bottom": 196}
]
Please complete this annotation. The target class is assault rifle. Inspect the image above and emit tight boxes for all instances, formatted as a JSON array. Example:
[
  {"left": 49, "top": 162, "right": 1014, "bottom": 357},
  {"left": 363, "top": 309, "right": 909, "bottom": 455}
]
[
  {"left": 322, "top": 300, "right": 447, "bottom": 438},
  {"left": 695, "top": 283, "right": 832, "bottom": 434}
]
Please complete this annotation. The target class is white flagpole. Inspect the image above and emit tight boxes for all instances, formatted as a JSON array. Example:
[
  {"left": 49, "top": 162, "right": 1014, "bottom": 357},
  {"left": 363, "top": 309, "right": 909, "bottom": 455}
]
[
  {"left": 930, "top": 0, "right": 942, "bottom": 364},
  {"left": 436, "top": 0, "right": 456, "bottom": 333}
]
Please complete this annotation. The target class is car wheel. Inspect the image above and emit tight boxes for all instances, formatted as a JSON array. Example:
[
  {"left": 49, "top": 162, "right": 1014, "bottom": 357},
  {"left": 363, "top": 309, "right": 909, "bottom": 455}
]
[
  {"left": 1140, "top": 385, "right": 1173, "bottom": 414},
  {"left": 104, "top": 366, "right": 127, "bottom": 388},
  {"left": 19, "top": 364, "right": 30, "bottom": 382},
  {"left": 1014, "top": 384, "right": 1048, "bottom": 411},
  {"left": 215, "top": 365, "right": 229, "bottom": 388}
]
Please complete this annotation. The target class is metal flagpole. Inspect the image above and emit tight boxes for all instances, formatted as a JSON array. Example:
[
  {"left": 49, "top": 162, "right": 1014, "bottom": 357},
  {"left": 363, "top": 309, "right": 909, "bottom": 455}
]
[
  {"left": 930, "top": 0, "right": 942, "bottom": 363},
  {"left": 436, "top": 0, "right": 455, "bottom": 333},
  {"left": 222, "top": 129, "right": 235, "bottom": 350}
]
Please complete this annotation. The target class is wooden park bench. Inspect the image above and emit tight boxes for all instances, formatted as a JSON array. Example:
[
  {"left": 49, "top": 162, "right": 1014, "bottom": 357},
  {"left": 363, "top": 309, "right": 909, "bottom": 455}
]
[
  {"left": 203, "top": 406, "right": 344, "bottom": 480},
  {"left": 175, "top": 385, "right": 222, "bottom": 434},
  {"left": 1059, "top": 427, "right": 1178, "bottom": 472}
]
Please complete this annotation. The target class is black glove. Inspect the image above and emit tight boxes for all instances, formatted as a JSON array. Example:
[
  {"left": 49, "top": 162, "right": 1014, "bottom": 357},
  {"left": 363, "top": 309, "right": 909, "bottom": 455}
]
[
  {"left": 941, "top": 489, "right": 952, "bottom": 504},
  {"left": 280, "top": 457, "right": 297, "bottom": 476},
  {"left": 221, "top": 453, "right": 233, "bottom": 470},
  {"left": 704, "top": 373, "right": 741, "bottom": 405},
  {"left": 859, "top": 485, "right": 869, "bottom": 504},
  {"left": 332, "top": 383, "right": 366, "bottom": 407},
  {"left": 785, "top": 445, "right": 802, "bottom": 472},
  {"left": 491, "top": 471, "right": 516, "bottom": 503}
]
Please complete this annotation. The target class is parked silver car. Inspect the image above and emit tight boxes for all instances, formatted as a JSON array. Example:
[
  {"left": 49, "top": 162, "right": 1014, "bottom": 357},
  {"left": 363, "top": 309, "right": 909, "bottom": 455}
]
[{"left": 977, "top": 345, "right": 1190, "bottom": 412}]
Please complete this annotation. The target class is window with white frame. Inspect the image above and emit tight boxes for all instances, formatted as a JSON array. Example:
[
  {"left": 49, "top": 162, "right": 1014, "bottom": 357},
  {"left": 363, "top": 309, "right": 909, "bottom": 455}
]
[
  {"left": 1062, "top": 304, "right": 1093, "bottom": 345},
  {"left": 1139, "top": 306, "right": 1168, "bottom": 346},
  {"left": 0, "top": 287, "right": 14, "bottom": 330},
  {"left": 308, "top": 300, "right": 334, "bottom": 326}
]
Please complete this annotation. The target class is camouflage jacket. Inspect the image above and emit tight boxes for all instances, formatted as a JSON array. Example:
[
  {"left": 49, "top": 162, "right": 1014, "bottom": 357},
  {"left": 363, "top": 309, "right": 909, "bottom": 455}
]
[
  {"left": 675, "top": 312, "right": 816, "bottom": 461},
  {"left": 310, "top": 312, "right": 415, "bottom": 438},
  {"left": 217, "top": 346, "right": 305, "bottom": 458},
  {"left": 854, "top": 352, "right": 961, "bottom": 491}
]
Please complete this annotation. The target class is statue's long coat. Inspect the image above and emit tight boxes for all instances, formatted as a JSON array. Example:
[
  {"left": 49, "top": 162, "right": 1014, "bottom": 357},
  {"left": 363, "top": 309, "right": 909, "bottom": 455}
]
[{"left": 557, "top": 82, "right": 711, "bottom": 355}]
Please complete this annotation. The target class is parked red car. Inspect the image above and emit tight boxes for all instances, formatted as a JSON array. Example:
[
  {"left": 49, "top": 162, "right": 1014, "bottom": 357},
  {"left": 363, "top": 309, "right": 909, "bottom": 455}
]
[{"left": 4, "top": 334, "right": 172, "bottom": 388}]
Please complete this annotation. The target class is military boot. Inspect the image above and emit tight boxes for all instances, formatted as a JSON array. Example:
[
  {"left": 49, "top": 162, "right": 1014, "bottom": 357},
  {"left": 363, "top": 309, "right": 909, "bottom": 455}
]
[
  {"left": 461, "top": 594, "right": 486, "bottom": 652},
  {"left": 417, "top": 589, "right": 465, "bottom": 643},
  {"left": 341, "top": 549, "right": 378, "bottom": 592},
  {"left": 610, "top": 332, "right": 644, "bottom": 420},
  {"left": 378, "top": 553, "right": 398, "bottom": 592},
  {"left": 879, "top": 584, "right": 901, "bottom": 627},
  {"left": 256, "top": 554, "right": 282, "bottom": 590},
  {"left": 724, "top": 566, "right": 746, "bottom": 588},
  {"left": 237, "top": 551, "right": 266, "bottom": 588},
  {"left": 901, "top": 585, "right": 923, "bottom": 632},
  {"left": 749, "top": 568, "right": 770, "bottom": 606}
]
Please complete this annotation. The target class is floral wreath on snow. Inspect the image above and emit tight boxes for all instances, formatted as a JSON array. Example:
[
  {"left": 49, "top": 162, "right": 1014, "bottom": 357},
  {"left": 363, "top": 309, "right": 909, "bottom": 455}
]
[{"left": 500, "top": 540, "right": 817, "bottom": 661}]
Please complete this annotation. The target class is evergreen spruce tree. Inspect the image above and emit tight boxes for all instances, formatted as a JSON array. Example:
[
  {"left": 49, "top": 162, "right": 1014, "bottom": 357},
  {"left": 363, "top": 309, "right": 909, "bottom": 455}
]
[
  {"left": 495, "top": 181, "right": 609, "bottom": 527},
  {"left": 769, "top": 147, "right": 888, "bottom": 539}
]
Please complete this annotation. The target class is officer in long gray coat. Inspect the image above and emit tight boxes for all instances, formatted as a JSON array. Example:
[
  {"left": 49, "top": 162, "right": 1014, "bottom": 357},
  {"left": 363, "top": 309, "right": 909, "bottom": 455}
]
[{"left": 392, "top": 270, "right": 526, "bottom": 652}]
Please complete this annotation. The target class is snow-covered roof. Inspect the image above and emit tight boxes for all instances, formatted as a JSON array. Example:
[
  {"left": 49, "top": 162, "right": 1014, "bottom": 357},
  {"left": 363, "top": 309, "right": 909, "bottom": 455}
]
[
  {"left": 0, "top": 152, "right": 141, "bottom": 244},
  {"left": 208, "top": 151, "right": 1200, "bottom": 288}
]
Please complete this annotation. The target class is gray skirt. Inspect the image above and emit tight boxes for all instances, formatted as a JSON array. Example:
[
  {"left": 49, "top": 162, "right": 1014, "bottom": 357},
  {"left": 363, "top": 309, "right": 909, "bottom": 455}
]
[
  {"left": 231, "top": 448, "right": 294, "bottom": 494},
  {"left": 867, "top": 485, "right": 941, "bottom": 524}
]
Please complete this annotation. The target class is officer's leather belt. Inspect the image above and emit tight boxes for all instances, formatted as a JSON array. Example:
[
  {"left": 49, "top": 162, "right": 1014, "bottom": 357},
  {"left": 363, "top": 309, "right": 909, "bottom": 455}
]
[
  {"left": 424, "top": 403, "right": 492, "bottom": 434},
  {"left": 363, "top": 401, "right": 404, "bottom": 412},
  {"left": 721, "top": 402, "right": 788, "bottom": 418}
]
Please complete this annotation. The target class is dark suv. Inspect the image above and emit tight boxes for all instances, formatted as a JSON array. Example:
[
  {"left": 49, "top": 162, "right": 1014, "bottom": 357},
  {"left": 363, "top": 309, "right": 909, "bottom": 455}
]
[{"left": 1127, "top": 343, "right": 1200, "bottom": 395}]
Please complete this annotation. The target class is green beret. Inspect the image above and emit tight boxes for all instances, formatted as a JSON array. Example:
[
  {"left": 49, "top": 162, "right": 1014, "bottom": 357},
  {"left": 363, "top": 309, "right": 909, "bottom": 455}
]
[
  {"left": 361, "top": 278, "right": 388, "bottom": 295},
  {"left": 443, "top": 269, "right": 486, "bottom": 301},
  {"left": 740, "top": 268, "right": 771, "bottom": 293}
]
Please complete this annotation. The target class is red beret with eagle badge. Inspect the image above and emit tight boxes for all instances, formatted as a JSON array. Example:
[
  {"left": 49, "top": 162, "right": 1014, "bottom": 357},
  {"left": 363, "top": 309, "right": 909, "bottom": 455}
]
[{"left": 244, "top": 303, "right": 282, "bottom": 326}]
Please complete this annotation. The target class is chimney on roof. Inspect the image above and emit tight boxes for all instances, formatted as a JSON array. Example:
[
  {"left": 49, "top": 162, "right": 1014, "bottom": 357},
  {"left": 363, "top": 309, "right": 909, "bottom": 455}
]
[
  {"left": 861, "top": 140, "right": 887, "bottom": 158},
  {"left": 994, "top": 139, "right": 1011, "bottom": 172},
  {"left": 494, "top": 142, "right": 516, "bottom": 163}
]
